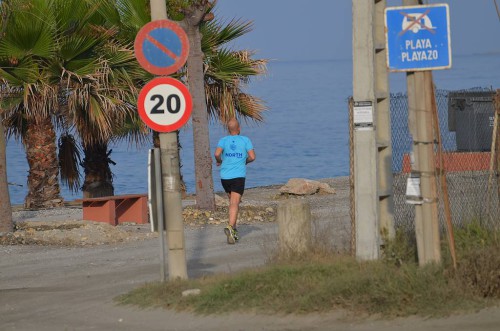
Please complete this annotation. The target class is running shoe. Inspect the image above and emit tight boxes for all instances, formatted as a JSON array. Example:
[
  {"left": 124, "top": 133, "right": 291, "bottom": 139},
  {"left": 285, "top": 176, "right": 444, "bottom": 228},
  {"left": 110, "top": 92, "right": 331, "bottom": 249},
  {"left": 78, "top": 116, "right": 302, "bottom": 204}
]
[
  {"left": 224, "top": 225, "right": 236, "bottom": 244},
  {"left": 233, "top": 228, "right": 239, "bottom": 241}
]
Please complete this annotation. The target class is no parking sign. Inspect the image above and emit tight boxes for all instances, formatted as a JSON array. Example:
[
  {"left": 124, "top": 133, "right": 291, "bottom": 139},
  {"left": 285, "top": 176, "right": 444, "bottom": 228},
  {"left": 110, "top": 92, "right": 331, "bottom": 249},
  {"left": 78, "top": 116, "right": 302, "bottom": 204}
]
[{"left": 134, "top": 20, "right": 190, "bottom": 76}]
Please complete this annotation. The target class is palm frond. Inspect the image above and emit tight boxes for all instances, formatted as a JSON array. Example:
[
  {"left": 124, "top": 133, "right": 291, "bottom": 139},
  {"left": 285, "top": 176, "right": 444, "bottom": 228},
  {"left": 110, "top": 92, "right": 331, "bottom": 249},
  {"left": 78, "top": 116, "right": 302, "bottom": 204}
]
[
  {"left": 201, "top": 18, "right": 253, "bottom": 53},
  {"left": 58, "top": 133, "right": 82, "bottom": 193},
  {"left": 0, "top": 0, "right": 56, "bottom": 60},
  {"left": 2, "top": 106, "right": 26, "bottom": 142},
  {"left": 85, "top": 0, "right": 121, "bottom": 27},
  {"left": 59, "top": 35, "right": 101, "bottom": 62},
  {"left": 205, "top": 48, "right": 261, "bottom": 83},
  {"left": 236, "top": 92, "right": 266, "bottom": 122},
  {"left": 115, "top": 0, "right": 151, "bottom": 38}
]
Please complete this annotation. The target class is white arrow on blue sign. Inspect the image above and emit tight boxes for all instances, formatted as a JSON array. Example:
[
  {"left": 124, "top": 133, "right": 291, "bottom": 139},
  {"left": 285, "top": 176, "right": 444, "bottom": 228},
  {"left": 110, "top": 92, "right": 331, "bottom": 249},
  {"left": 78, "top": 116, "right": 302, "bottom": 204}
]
[{"left": 385, "top": 4, "right": 451, "bottom": 72}]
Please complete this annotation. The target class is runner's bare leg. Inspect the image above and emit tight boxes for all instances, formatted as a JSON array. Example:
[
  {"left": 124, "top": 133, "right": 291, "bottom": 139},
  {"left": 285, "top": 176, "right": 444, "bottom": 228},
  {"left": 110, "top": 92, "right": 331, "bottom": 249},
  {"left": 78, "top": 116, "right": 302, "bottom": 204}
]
[{"left": 228, "top": 192, "right": 241, "bottom": 228}]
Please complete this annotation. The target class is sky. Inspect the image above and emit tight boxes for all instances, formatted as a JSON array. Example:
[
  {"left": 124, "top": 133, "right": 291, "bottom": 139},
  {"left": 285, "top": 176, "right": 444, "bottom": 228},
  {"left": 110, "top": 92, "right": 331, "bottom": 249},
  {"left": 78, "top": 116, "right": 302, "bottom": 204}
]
[{"left": 214, "top": 0, "right": 500, "bottom": 62}]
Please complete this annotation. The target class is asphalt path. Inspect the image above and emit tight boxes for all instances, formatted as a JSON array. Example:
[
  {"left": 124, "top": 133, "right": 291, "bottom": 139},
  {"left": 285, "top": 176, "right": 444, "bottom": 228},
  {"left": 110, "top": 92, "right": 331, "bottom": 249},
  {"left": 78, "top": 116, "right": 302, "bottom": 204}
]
[
  {"left": 1, "top": 221, "right": 500, "bottom": 331},
  {"left": 2, "top": 177, "right": 500, "bottom": 331}
]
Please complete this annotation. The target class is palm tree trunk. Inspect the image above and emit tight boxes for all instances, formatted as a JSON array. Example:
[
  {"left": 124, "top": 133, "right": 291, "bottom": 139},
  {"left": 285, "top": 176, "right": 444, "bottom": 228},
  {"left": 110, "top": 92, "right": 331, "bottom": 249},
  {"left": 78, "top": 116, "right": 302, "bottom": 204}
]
[
  {"left": 186, "top": 17, "right": 215, "bottom": 211},
  {"left": 24, "top": 116, "right": 64, "bottom": 209},
  {"left": 0, "top": 120, "right": 13, "bottom": 232},
  {"left": 81, "top": 142, "right": 114, "bottom": 198}
]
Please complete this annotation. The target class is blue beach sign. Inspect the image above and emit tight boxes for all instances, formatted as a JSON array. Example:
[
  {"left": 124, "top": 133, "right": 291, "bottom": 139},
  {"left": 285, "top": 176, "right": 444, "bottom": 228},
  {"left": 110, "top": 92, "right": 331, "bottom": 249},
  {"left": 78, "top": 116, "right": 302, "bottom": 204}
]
[
  {"left": 134, "top": 20, "right": 190, "bottom": 76},
  {"left": 385, "top": 4, "right": 451, "bottom": 72}
]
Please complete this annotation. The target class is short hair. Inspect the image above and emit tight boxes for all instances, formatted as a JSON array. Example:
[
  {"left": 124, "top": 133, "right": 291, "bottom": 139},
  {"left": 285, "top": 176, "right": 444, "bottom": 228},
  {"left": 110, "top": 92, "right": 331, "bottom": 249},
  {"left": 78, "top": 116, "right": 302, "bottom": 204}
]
[{"left": 227, "top": 118, "right": 239, "bottom": 134}]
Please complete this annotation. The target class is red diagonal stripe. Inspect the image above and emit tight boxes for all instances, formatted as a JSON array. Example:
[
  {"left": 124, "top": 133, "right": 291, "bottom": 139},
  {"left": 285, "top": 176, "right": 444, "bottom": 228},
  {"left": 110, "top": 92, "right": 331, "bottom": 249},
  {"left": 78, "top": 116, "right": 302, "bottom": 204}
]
[
  {"left": 145, "top": 34, "right": 179, "bottom": 61},
  {"left": 398, "top": 9, "right": 434, "bottom": 36}
]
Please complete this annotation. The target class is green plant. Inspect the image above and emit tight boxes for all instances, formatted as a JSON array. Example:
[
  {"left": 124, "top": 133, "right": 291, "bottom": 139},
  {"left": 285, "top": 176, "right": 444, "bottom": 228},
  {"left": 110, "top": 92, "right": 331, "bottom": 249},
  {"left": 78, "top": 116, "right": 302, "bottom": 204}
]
[{"left": 381, "top": 228, "right": 418, "bottom": 266}]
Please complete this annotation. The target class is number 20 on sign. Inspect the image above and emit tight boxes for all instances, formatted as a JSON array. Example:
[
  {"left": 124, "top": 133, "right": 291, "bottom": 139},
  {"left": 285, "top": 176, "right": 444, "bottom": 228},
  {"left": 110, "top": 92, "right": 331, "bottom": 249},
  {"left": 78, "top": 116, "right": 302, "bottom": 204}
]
[{"left": 138, "top": 77, "right": 193, "bottom": 132}]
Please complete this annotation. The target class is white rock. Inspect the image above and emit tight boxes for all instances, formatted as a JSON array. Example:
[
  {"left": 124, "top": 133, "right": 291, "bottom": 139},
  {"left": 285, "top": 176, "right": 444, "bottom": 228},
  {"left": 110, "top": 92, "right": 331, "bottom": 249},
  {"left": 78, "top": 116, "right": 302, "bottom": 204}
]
[
  {"left": 182, "top": 289, "right": 201, "bottom": 297},
  {"left": 279, "top": 178, "right": 335, "bottom": 195}
]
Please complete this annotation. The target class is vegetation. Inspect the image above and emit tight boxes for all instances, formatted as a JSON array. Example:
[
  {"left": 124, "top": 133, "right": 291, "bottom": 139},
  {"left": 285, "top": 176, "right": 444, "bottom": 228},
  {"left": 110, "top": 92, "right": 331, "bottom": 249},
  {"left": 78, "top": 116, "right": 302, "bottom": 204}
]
[
  {"left": 0, "top": 0, "right": 149, "bottom": 207},
  {"left": 0, "top": 0, "right": 267, "bottom": 212},
  {"left": 117, "top": 223, "right": 499, "bottom": 318}
]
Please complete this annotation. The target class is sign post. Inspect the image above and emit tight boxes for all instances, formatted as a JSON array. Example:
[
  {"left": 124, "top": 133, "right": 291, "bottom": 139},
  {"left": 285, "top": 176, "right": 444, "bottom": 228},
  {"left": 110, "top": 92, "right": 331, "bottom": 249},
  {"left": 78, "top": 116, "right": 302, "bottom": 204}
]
[
  {"left": 137, "top": 1, "right": 189, "bottom": 280},
  {"left": 385, "top": 3, "right": 452, "bottom": 265}
]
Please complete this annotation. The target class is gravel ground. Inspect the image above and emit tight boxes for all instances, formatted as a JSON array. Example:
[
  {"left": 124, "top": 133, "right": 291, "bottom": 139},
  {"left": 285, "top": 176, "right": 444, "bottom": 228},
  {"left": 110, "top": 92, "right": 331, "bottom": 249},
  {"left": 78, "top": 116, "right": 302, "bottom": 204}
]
[{"left": 4, "top": 177, "right": 351, "bottom": 249}]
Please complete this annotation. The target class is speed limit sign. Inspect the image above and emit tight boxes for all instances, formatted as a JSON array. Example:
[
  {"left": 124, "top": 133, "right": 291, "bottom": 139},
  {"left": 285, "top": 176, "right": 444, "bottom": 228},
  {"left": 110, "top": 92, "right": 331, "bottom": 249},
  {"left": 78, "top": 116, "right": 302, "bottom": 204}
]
[{"left": 138, "top": 77, "right": 192, "bottom": 132}]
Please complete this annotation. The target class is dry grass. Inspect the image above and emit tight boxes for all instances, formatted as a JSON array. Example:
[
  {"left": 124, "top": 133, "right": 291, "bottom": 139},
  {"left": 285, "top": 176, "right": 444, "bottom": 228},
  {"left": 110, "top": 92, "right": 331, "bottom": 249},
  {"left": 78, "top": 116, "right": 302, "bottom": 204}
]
[{"left": 117, "top": 222, "right": 499, "bottom": 318}]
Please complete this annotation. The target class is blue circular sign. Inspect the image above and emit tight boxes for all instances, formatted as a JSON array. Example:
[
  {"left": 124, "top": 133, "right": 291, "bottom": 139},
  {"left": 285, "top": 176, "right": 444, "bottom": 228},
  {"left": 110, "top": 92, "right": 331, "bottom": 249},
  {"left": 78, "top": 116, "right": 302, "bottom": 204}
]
[{"left": 135, "top": 20, "right": 190, "bottom": 76}]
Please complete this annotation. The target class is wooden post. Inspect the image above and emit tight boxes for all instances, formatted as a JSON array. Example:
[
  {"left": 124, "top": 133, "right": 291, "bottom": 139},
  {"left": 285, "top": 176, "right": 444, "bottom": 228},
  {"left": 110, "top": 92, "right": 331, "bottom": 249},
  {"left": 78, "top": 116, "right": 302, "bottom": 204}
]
[
  {"left": 410, "top": 71, "right": 441, "bottom": 265},
  {"left": 277, "top": 200, "right": 312, "bottom": 257},
  {"left": 403, "top": 0, "right": 441, "bottom": 266}
]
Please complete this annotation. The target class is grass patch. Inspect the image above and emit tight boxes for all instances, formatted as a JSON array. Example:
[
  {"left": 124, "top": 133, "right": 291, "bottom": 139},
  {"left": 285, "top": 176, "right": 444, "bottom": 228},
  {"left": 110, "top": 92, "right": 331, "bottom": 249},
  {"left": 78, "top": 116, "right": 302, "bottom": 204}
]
[
  {"left": 117, "top": 222, "right": 499, "bottom": 318},
  {"left": 117, "top": 256, "right": 491, "bottom": 317}
]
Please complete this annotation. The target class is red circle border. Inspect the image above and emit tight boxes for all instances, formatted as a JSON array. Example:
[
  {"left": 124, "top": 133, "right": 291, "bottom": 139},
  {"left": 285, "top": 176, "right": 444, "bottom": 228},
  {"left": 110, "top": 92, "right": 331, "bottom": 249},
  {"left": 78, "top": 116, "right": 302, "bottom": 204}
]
[
  {"left": 138, "top": 77, "right": 192, "bottom": 132},
  {"left": 134, "top": 20, "right": 190, "bottom": 76}
]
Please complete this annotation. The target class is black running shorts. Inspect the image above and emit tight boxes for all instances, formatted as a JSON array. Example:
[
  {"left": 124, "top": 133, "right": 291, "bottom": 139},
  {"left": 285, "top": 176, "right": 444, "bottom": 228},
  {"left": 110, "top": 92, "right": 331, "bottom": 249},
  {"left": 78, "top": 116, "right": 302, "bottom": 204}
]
[{"left": 221, "top": 177, "right": 246, "bottom": 195}]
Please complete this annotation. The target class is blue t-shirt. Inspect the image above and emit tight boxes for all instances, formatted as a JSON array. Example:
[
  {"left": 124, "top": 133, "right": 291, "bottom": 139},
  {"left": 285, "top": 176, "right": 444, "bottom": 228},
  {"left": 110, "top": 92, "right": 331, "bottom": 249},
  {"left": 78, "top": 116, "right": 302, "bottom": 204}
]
[{"left": 217, "top": 135, "right": 253, "bottom": 179}]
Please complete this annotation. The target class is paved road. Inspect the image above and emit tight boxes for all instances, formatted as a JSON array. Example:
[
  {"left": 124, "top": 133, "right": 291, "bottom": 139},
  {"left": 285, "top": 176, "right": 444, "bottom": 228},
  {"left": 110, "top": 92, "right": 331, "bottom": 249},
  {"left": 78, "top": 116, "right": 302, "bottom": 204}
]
[{"left": 1, "top": 221, "right": 500, "bottom": 331}]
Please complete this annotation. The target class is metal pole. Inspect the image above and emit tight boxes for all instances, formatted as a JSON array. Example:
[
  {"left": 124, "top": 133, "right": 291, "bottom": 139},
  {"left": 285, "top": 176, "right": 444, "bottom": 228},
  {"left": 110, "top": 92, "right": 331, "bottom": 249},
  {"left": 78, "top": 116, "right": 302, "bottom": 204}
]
[
  {"left": 154, "top": 148, "right": 167, "bottom": 281},
  {"left": 149, "top": 0, "right": 188, "bottom": 280}
]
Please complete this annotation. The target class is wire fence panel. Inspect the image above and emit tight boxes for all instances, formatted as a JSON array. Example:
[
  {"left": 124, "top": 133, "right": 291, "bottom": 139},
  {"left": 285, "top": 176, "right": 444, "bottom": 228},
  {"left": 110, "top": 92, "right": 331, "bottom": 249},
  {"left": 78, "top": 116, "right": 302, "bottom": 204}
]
[
  {"left": 390, "top": 88, "right": 499, "bottom": 232},
  {"left": 349, "top": 88, "right": 498, "bottom": 251}
]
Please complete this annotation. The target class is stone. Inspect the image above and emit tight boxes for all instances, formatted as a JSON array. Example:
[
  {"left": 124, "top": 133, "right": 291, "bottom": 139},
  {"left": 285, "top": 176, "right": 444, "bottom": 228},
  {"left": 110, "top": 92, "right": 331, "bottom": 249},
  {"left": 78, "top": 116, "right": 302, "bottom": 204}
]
[
  {"left": 182, "top": 289, "right": 201, "bottom": 297},
  {"left": 279, "top": 178, "right": 335, "bottom": 196},
  {"left": 318, "top": 182, "right": 336, "bottom": 194}
]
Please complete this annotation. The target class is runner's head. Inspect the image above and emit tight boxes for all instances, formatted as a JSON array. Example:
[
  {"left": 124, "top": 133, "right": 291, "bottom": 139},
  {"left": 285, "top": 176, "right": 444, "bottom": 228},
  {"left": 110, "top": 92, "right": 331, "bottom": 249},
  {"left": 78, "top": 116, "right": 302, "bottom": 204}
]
[{"left": 227, "top": 118, "right": 240, "bottom": 135}]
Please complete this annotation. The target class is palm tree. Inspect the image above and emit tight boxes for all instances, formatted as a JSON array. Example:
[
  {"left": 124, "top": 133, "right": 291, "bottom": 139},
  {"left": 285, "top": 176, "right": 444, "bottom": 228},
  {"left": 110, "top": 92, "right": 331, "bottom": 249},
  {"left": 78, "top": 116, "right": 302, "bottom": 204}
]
[
  {"left": 61, "top": 42, "right": 149, "bottom": 198},
  {"left": 181, "top": 1, "right": 216, "bottom": 210},
  {"left": 51, "top": 0, "right": 151, "bottom": 198},
  {"left": 0, "top": 0, "right": 150, "bottom": 204},
  {"left": 0, "top": 0, "right": 13, "bottom": 232},
  {"left": 0, "top": 0, "right": 64, "bottom": 208},
  {"left": 75, "top": 0, "right": 152, "bottom": 198},
  {"left": 0, "top": 119, "right": 13, "bottom": 232},
  {"left": 1, "top": 0, "right": 266, "bottom": 209}
]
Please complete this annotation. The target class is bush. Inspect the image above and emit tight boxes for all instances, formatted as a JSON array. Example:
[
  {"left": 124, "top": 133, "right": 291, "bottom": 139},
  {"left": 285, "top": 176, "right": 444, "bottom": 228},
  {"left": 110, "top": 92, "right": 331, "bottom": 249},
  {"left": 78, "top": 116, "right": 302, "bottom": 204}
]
[
  {"left": 452, "top": 243, "right": 500, "bottom": 299},
  {"left": 450, "top": 221, "right": 500, "bottom": 299}
]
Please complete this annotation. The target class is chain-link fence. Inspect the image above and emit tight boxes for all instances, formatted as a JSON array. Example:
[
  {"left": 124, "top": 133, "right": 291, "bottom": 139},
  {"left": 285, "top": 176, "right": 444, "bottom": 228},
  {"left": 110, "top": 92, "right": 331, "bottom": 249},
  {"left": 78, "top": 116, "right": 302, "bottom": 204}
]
[
  {"left": 391, "top": 88, "right": 499, "bottom": 232},
  {"left": 350, "top": 87, "right": 499, "bottom": 243}
]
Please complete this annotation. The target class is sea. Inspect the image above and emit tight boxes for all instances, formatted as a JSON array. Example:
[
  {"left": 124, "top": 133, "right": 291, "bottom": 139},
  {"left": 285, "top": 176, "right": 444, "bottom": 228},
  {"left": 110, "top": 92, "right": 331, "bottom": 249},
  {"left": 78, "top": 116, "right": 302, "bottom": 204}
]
[{"left": 5, "top": 53, "right": 500, "bottom": 205}]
